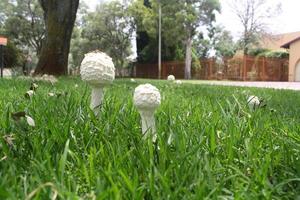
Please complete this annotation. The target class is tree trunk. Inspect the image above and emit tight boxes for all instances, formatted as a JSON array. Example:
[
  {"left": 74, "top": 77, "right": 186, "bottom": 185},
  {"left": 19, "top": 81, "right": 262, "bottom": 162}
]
[
  {"left": 184, "top": 35, "right": 192, "bottom": 79},
  {"left": 34, "top": 0, "right": 79, "bottom": 76}
]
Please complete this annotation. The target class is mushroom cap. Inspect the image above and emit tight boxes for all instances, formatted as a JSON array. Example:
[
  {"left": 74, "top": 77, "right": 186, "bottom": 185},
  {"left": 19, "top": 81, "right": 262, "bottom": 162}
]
[
  {"left": 247, "top": 95, "right": 260, "bottom": 104},
  {"left": 175, "top": 80, "right": 182, "bottom": 84},
  {"left": 133, "top": 84, "right": 161, "bottom": 110},
  {"left": 167, "top": 75, "right": 175, "bottom": 81},
  {"left": 80, "top": 51, "right": 115, "bottom": 86}
]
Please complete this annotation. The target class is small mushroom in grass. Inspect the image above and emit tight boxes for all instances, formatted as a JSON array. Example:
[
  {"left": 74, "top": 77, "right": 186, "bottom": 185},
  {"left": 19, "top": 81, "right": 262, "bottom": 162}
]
[
  {"left": 175, "top": 80, "right": 182, "bottom": 85},
  {"left": 133, "top": 84, "right": 161, "bottom": 141},
  {"left": 247, "top": 95, "right": 260, "bottom": 110},
  {"left": 48, "top": 92, "right": 55, "bottom": 97},
  {"left": 25, "top": 115, "right": 35, "bottom": 127},
  {"left": 167, "top": 75, "right": 175, "bottom": 81},
  {"left": 30, "top": 83, "right": 38, "bottom": 91},
  {"left": 80, "top": 50, "right": 115, "bottom": 115},
  {"left": 25, "top": 90, "right": 34, "bottom": 98}
]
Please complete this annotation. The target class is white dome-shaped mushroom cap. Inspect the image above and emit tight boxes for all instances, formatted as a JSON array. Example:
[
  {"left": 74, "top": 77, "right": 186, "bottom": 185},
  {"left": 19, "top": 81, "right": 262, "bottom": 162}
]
[
  {"left": 175, "top": 80, "right": 182, "bottom": 84},
  {"left": 167, "top": 75, "right": 175, "bottom": 81},
  {"left": 80, "top": 51, "right": 115, "bottom": 86},
  {"left": 133, "top": 84, "right": 161, "bottom": 110},
  {"left": 247, "top": 95, "right": 260, "bottom": 105}
]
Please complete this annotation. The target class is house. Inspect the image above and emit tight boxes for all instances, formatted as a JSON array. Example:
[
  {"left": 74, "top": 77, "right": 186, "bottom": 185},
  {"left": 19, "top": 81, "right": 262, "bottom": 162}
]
[
  {"left": 260, "top": 31, "right": 300, "bottom": 82},
  {"left": 260, "top": 31, "right": 300, "bottom": 52},
  {"left": 280, "top": 35, "right": 300, "bottom": 82}
]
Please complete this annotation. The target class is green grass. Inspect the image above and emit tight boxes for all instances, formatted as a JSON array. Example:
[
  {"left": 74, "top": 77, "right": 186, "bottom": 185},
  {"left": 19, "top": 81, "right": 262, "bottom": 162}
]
[{"left": 0, "top": 77, "right": 299, "bottom": 199}]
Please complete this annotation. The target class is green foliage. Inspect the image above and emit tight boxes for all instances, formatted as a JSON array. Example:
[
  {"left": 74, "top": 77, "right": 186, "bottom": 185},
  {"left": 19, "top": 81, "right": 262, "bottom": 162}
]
[
  {"left": 0, "top": 78, "right": 299, "bottom": 199},
  {"left": 192, "top": 47, "right": 201, "bottom": 69},
  {"left": 248, "top": 48, "right": 289, "bottom": 59},
  {"left": 2, "top": 0, "right": 45, "bottom": 55},
  {"left": 69, "top": 28, "right": 92, "bottom": 69},
  {"left": 248, "top": 48, "right": 270, "bottom": 57},
  {"left": 3, "top": 42, "right": 24, "bottom": 68},
  {"left": 80, "top": 1, "right": 134, "bottom": 68},
  {"left": 194, "top": 25, "right": 236, "bottom": 59},
  {"left": 264, "top": 51, "right": 289, "bottom": 59},
  {"left": 130, "top": 0, "right": 221, "bottom": 63},
  {"left": 160, "top": 0, "right": 221, "bottom": 44},
  {"left": 213, "top": 26, "right": 237, "bottom": 58},
  {"left": 194, "top": 34, "right": 211, "bottom": 58}
]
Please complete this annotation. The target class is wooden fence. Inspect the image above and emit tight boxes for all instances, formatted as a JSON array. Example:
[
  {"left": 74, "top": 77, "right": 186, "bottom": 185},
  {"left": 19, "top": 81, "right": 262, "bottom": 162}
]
[{"left": 134, "top": 56, "right": 289, "bottom": 81}]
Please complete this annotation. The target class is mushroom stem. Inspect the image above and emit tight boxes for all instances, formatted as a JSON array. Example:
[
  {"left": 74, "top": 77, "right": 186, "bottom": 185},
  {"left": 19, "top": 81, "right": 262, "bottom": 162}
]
[
  {"left": 139, "top": 110, "right": 157, "bottom": 140},
  {"left": 90, "top": 87, "right": 103, "bottom": 114}
]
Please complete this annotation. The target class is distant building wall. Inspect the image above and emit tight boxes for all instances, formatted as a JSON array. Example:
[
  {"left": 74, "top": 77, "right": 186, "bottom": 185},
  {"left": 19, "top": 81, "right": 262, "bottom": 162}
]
[{"left": 288, "top": 40, "right": 300, "bottom": 81}]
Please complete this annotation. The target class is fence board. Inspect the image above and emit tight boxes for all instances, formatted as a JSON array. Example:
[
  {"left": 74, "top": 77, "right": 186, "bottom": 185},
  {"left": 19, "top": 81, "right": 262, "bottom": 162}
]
[{"left": 134, "top": 56, "right": 289, "bottom": 81}]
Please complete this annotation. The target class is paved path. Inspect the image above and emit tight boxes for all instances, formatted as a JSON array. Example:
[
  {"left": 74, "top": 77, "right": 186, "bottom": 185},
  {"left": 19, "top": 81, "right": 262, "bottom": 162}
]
[{"left": 184, "top": 80, "right": 300, "bottom": 91}]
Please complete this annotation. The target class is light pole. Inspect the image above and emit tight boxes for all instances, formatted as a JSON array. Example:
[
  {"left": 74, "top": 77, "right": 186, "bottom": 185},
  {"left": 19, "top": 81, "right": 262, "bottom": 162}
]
[{"left": 158, "top": 0, "right": 162, "bottom": 79}]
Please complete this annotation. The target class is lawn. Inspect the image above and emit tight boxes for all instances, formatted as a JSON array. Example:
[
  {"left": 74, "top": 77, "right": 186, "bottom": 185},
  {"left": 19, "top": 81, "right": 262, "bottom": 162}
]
[{"left": 0, "top": 77, "right": 299, "bottom": 199}]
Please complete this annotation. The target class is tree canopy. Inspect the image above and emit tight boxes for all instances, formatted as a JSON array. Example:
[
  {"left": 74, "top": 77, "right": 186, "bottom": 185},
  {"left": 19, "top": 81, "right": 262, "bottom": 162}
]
[
  {"left": 229, "top": 0, "right": 282, "bottom": 55},
  {"left": 0, "top": 0, "right": 245, "bottom": 77}
]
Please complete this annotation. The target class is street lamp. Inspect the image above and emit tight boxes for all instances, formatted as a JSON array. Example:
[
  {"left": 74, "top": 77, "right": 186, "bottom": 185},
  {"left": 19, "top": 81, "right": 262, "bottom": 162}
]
[{"left": 158, "top": 0, "right": 161, "bottom": 79}]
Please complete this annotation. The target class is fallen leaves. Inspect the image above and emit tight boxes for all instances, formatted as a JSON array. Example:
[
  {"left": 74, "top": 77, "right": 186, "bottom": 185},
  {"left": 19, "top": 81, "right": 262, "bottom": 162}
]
[{"left": 3, "top": 134, "right": 15, "bottom": 146}]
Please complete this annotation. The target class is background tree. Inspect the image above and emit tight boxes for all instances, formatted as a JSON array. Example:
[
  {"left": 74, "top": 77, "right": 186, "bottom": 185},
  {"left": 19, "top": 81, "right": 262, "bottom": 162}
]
[
  {"left": 208, "top": 25, "right": 236, "bottom": 58},
  {"left": 158, "top": 0, "right": 220, "bottom": 79},
  {"left": 131, "top": 0, "right": 153, "bottom": 63},
  {"left": 194, "top": 33, "right": 211, "bottom": 59},
  {"left": 229, "top": 0, "right": 281, "bottom": 55},
  {"left": 82, "top": 1, "right": 134, "bottom": 68},
  {"left": 34, "top": 0, "right": 79, "bottom": 75},
  {"left": 68, "top": 1, "right": 89, "bottom": 70},
  {"left": 130, "top": 0, "right": 186, "bottom": 64},
  {"left": 194, "top": 25, "right": 236, "bottom": 74},
  {"left": 3, "top": 0, "right": 45, "bottom": 55}
]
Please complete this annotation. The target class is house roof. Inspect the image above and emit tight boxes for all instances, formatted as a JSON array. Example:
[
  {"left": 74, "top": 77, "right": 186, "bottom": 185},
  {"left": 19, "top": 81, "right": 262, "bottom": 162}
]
[
  {"left": 281, "top": 36, "right": 300, "bottom": 49},
  {"left": 260, "top": 31, "right": 300, "bottom": 51}
]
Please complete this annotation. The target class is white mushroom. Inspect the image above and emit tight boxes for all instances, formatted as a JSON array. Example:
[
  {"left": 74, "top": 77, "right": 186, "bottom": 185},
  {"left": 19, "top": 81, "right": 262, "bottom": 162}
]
[
  {"left": 175, "top": 80, "right": 182, "bottom": 85},
  {"left": 167, "top": 75, "right": 175, "bottom": 81},
  {"left": 48, "top": 92, "right": 55, "bottom": 97},
  {"left": 133, "top": 84, "right": 161, "bottom": 140},
  {"left": 35, "top": 74, "right": 58, "bottom": 84},
  {"left": 80, "top": 50, "right": 115, "bottom": 115},
  {"left": 247, "top": 95, "right": 260, "bottom": 110},
  {"left": 25, "top": 90, "right": 35, "bottom": 98}
]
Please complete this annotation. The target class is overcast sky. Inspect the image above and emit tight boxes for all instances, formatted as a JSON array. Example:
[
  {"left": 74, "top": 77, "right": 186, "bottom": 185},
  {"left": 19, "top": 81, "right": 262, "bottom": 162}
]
[
  {"left": 83, "top": 0, "right": 300, "bottom": 37},
  {"left": 217, "top": 0, "right": 300, "bottom": 38}
]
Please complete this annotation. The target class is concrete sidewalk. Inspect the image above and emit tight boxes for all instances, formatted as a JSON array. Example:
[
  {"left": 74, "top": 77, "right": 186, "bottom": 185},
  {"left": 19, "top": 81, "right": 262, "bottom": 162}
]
[{"left": 184, "top": 80, "right": 300, "bottom": 91}]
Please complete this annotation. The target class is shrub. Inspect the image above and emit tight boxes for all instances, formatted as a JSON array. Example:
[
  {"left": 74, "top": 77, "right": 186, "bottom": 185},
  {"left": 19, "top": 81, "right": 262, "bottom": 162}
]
[
  {"left": 248, "top": 48, "right": 270, "bottom": 57},
  {"left": 264, "top": 51, "right": 289, "bottom": 59},
  {"left": 248, "top": 48, "right": 289, "bottom": 59},
  {"left": 3, "top": 42, "right": 23, "bottom": 68}
]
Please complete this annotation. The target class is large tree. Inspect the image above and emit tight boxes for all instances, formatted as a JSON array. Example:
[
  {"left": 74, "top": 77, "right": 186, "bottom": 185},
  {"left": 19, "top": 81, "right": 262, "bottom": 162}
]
[
  {"left": 3, "top": 0, "right": 45, "bottom": 55},
  {"left": 160, "top": 0, "right": 220, "bottom": 79},
  {"left": 82, "top": 1, "right": 134, "bottom": 68},
  {"left": 229, "top": 0, "right": 281, "bottom": 55},
  {"left": 130, "top": 0, "right": 186, "bottom": 64},
  {"left": 34, "top": 0, "right": 79, "bottom": 75},
  {"left": 135, "top": 0, "right": 152, "bottom": 63}
]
